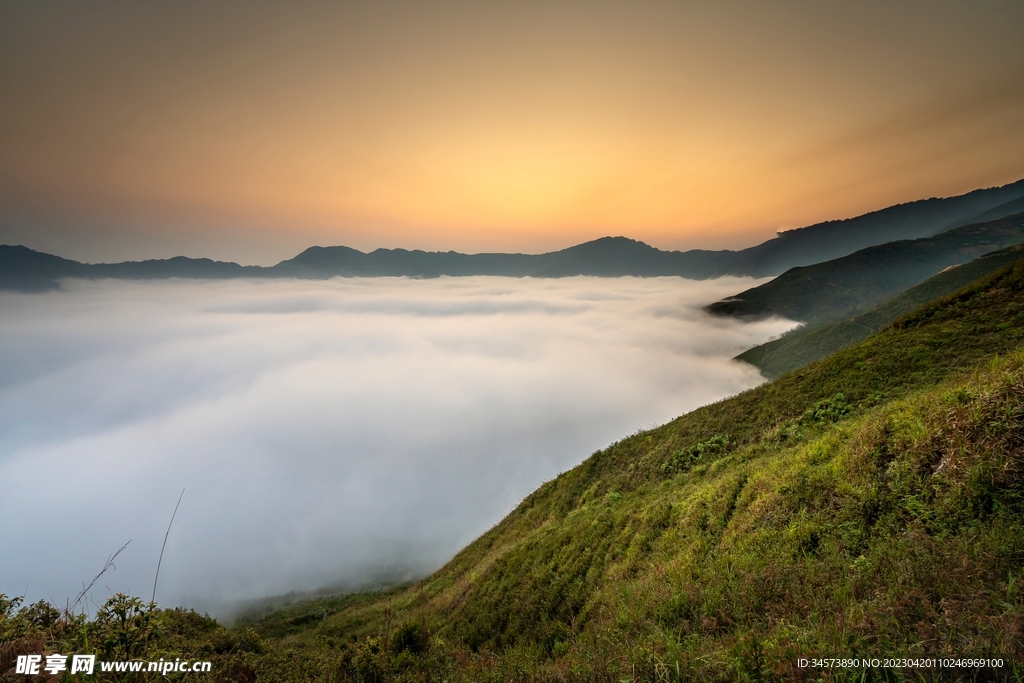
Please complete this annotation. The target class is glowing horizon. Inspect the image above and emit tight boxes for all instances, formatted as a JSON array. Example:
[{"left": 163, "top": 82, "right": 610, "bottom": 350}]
[{"left": 2, "top": 1, "right": 1023, "bottom": 265}]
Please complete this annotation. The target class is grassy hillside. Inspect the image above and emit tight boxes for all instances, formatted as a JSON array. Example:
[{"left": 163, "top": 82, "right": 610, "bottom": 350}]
[
  {"left": 738, "top": 243, "right": 1024, "bottom": 379},
  {"left": 707, "top": 212, "right": 1024, "bottom": 325},
  {"left": 5, "top": 259, "right": 1024, "bottom": 682}
]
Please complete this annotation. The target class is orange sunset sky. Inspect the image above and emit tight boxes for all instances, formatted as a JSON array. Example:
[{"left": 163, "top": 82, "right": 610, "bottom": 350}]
[{"left": 2, "top": 1, "right": 1023, "bottom": 265}]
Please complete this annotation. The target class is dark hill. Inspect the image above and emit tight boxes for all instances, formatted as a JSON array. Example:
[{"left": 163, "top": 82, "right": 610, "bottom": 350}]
[
  {"left": 90, "top": 256, "right": 262, "bottom": 280},
  {"left": 272, "top": 237, "right": 723, "bottom": 278},
  {"left": 4, "top": 178, "right": 1024, "bottom": 290},
  {"left": 737, "top": 243, "right": 1024, "bottom": 378},
  {"left": 273, "top": 244, "right": 532, "bottom": 277},
  {"left": 0, "top": 245, "right": 88, "bottom": 291},
  {"left": 0, "top": 246, "right": 264, "bottom": 292},
  {"left": 724, "top": 177, "right": 1024, "bottom": 276},
  {"left": 706, "top": 211, "right": 1024, "bottom": 324},
  {"left": 966, "top": 193, "right": 1024, "bottom": 225}
]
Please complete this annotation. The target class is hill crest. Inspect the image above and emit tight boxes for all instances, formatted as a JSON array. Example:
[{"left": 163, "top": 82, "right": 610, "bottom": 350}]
[{"left": 4, "top": 179, "right": 1024, "bottom": 290}]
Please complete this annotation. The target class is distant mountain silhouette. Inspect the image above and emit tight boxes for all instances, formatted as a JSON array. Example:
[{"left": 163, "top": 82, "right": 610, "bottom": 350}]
[
  {"left": 0, "top": 247, "right": 89, "bottom": 292},
  {"left": 272, "top": 237, "right": 720, "bottom": 279},
  {"left": 735, "top": 242, "right": 1024, "bottom": 378},
  {"left": 721, "top": 177, "right": 1024, "bottom": 276},
  {"left": 0, "top": 246, "right": 263, "bottom": 292},
  {"left": 3, "top": 178, "right": 1024, "bottom": 291},
  {"left": 706, "top": 211, "right": 1024, "bottom": 324}
]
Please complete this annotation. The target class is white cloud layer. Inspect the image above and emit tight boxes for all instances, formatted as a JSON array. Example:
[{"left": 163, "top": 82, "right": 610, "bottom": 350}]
[{"left": 0, "top": 276, "right": 794, "bottom": 616}]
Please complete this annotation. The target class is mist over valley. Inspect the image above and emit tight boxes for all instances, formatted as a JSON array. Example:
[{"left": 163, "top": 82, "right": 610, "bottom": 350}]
[{"left": 0, "top": 275, "right": 793, "bottom": 615}]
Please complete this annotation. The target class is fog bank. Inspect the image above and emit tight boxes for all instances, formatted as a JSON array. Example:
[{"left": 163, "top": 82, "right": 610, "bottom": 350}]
[{"left": 0, "top": 276, "right": 794, "bottom": 615}]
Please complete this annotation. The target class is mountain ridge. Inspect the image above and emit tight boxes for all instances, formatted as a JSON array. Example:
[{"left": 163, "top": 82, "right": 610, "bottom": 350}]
[
  {"left": 705, "top": 211, "right": 1024, "bottom": 324},
  {"left": 736, "top": 242, "right": 1024, "bottom": 378},
  {"left": 4, "top": 178, "right": 1024, "bottom": 291}
]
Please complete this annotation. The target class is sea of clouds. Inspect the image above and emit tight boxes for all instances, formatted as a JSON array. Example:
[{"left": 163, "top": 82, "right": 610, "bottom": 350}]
[{"left": 0, "top": 275, "right": 794, "bottom": 616}]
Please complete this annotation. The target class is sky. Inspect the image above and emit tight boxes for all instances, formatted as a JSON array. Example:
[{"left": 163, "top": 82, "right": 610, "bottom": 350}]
[
  {"left": 0, "top": 275, "right": 793, "bottom": 614},
  {"left": 1, "top": 1, "right": 1023, "bottom": 264}
]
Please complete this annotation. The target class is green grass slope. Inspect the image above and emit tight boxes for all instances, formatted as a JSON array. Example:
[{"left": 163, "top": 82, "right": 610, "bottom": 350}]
[
  {"left": 706, "top": 212, "right": 1024, "bottom": 325},
  {"left": 227, "top": 258, "right": 1024, "bottom": 681},
  {"left": 738, "top": 243, "right": 1024, "bottom": 379}
]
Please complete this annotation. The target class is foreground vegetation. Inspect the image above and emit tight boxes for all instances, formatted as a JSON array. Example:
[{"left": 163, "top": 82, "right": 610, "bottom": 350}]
[{"left": 6, "top": 260, "right": 1024, "bottom": 681}]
